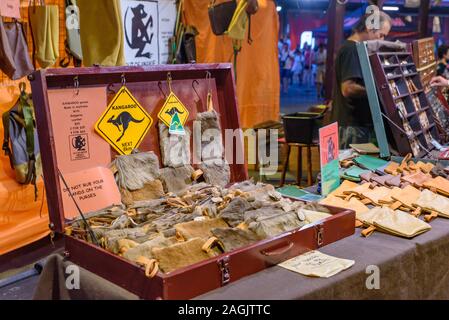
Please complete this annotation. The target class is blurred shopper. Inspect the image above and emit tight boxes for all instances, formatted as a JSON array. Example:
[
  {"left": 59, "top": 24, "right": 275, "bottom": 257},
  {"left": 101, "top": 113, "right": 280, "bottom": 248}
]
[
  {"left": 291, "top": 47, "right": 303, "bottom": 85},
  {"left": 314, "top": 43, "right": 327, "bottom": 99},
  {"left": 437, "top": 45, "right": 449, "bottom": 78},
  {"left": 303, "top": 44, "right": 313, "bottom": 88},
  {"left": 280, "top": 43, "right": 293, "bottom": 93},
  {"left": 330, "top": 11, "right": 392, "bottom": 149}
]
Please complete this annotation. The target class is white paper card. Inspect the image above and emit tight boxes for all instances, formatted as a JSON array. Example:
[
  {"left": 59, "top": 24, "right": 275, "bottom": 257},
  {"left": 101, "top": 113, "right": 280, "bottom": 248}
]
[{"left": 278, "top": 250, "right": 355, "bottom": 278}]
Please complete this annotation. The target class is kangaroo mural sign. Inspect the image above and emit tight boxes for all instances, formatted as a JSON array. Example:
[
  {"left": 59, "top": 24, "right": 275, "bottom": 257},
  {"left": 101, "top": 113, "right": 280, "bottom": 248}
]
[
  {"left": 120, "top": 0, "right": 177, "bottom": 66},
  {"left": 95, "top": 86, "right": 153, "bottom": 155}
]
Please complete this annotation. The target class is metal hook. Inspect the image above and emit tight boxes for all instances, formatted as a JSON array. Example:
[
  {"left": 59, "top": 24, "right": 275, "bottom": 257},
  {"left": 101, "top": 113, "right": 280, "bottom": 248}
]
[
  {"left": 107, "top": 83, "right": 116, "bottom": 95},
  {"left": 158, "top": 81, "right": 167, "bottom": 98},
  {"left": 206, "top": 71, "right": 212, "bottom": 94},
  {"left": 73, "top": 76, "right": 80, "bottom": 96},
  {"left": 121, "top": 74, "right": 126, "bottom": 87},
  {"left": 192, "top": 80, "right": 201, "bottom": 101},
  {"left": 19, "top": 82, "right": 26, "bottom": 95},
  {"left": 167, "top": 72, "right": 173, "bottom": 93}
]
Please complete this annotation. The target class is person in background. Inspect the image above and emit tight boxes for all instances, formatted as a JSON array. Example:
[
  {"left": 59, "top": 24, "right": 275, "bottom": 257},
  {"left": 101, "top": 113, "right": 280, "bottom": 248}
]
[
  {"left": 314, "top": 43, "right": 327, "bottom": 100},
  {"left": 303, "top": 44, "right": 313, "bottom": 88},
  {"left": 280, "top": 43, "right": 293, "bottom": 93},
  {"left": 291, "top": 47, "right": 303, "bottom": 85},
  {"left": 437, "top": 45, "right": 449, "bottom": 78},
  {"left": 431, "top": 75, "right": 449, "bottom": 87},
  {"left": 330, "top": 11, "right": 392, "bottom": 149}
]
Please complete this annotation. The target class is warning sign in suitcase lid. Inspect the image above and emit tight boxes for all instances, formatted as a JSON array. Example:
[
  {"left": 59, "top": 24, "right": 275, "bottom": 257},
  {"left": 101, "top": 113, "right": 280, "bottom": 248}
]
[{"left": 95, "top": 86, "right": 153, "bottom": 155}]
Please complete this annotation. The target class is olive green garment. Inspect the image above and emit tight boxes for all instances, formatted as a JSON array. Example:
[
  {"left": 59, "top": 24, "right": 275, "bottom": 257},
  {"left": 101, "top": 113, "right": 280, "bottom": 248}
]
[
  {"left": 29, "top": 5, "right": 59, "bottom": 68},
  {"left": 225, "top": 0, "right": 248, "bottom": 41},
  {"left": 77, "top": 0, "right": 125, "bottom": 67}
]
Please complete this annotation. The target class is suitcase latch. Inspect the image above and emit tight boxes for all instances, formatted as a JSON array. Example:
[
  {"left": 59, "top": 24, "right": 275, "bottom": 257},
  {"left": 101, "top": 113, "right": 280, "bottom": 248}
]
[
  {"left": 316, "top": 224, "right": 324, "bottom": 247},
  {"left": 218, "top": 256, "right": 231, "bottom": 286}
]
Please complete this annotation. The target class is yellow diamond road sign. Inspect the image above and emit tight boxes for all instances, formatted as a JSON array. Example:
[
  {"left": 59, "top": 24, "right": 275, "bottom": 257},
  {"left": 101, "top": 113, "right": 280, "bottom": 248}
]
[
  {"left": 158, "top": 92, "right": 190, "bottom": 127},
  {"left": 95, "top": 86, "right": 153, "bottom": 155}
]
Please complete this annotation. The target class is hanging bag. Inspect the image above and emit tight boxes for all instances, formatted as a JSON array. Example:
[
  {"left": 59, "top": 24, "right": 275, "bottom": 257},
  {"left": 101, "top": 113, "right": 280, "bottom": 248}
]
[
  {"left": 28, "top": 0, "right": 59, "bottom": 68},
  {"left": 0, "top": 18, "right": 34, "bottom": 79},
  {"left": 208, "top": 0, "right": 237, "bottom": 36},
  {"left": 2, "top": 83, "right": 42, "bottom": 199},
  {"left": 60, "top": 0, "right": 82, "bottom": 67}
]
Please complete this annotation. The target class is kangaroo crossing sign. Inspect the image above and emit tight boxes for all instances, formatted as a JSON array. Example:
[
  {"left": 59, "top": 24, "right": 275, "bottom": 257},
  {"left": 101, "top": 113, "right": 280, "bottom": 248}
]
[
  {"left": 158, "top": 92, "right": 189, "bottom": 128},
  {"left": 95, "top": 86, "right": 153, "bottom": 155}
]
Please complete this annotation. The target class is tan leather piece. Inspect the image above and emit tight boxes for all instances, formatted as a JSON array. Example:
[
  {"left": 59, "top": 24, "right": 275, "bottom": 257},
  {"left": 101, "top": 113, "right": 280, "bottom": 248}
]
[
  {"left": 414, "top": 189, "right": 449, "bottom": 219},
  {"left": 416, "top": 161, "right": 434, "bottom": 174},
  {"left": 319, "top": 195, "right": 369, "bottom": 217},
  {"left": 342, "top": 183, "right": 373, "bottom": 198},
  {"left": 424, "top": 176, "right": 449, "bottom": 196},
  {"left": 361, "top": 225, "right": 376, "bottom": 237},
  {"left": 175, "top": 218, "right": 229, "bottom": 240},
  {"left": 384, "top": 162, "right": 400, "bottom": 175},
  {"left": 361, "top": 187, "right": 391, "bottom": 205},
  {"left": 391, "top": 185, "right": 422, "bottom": 210},
  {"left": 329, "top": 180, "right": 359, "bottom": 198},
  {"left": 357, "top": 207, "right": 431, "bottom": 238},
  {"left": 152, "top": 238, "right": 217, "bottom": 273},
  {"left": 379, "top": 187, "right": 402, "bottom": 204},
  {"left": 401, "top": 172, "right": 432, "bottom": 188}
]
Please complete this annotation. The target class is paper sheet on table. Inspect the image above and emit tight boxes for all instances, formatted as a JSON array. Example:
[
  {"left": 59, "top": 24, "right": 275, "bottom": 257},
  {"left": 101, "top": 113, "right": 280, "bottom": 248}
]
[{"left": 278, "top": 250, "right": 355, "bottom": 278}]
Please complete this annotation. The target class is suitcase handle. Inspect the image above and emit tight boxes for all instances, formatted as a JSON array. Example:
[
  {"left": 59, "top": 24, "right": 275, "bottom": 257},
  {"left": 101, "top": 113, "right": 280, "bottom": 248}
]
[{"left": 261, "top": 242, "right": 294, "bottom": 257}]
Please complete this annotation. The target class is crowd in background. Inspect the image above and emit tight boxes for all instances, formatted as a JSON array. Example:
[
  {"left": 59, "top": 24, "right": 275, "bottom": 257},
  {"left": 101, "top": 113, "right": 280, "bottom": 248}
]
[{"left": 278, "top": 38, "right": 327, "bottom": 100}]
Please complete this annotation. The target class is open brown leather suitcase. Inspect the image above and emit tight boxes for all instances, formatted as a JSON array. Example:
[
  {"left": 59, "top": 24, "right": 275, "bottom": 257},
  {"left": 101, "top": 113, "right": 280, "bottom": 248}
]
[{"left": 29, "top": 64, "right": 355, "bottom": 300}]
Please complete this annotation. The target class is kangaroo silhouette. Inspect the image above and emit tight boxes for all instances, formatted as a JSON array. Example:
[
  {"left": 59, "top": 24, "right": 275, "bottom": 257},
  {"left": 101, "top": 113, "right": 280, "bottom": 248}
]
[
  {"left": 165, "top": 107, "right": 185, "bottom": 117},
  {"left": 108, "top": 112, "right": 144, "bottom": 142}
]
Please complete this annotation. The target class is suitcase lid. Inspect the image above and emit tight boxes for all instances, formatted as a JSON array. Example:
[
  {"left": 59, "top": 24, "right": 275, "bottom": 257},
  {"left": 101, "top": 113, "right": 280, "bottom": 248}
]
[{"left": 29, "top": 64, "right": 248, "bottom": 233}]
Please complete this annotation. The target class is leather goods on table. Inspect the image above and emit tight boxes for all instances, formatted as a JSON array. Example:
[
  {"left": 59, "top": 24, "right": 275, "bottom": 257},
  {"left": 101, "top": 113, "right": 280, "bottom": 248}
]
[
  {"left": 123, "top": 235, "right": 178, "bottom": 261},
  {"left": 357, "top": 207, "right": 431, "bottom": 238},
  {"left": 416, "top": 161, "right": 434, "bottom": 174},
  {"left": 319, "top": 195, "right": 369, "bottom": 216},
  {"left": 385, "top": 175, "right": 402, "bottom": 188},
  {"left": 343, "top": 183, "right": 373, "bottom": 199},
  {"left": 152, "top": 238, "right": 219, "bottom": 273},
  {"left": 371, "top": 174, "right": 396, "bottom": 187},
  {"left": 247, "top": 212, "right": 306, "bottom": 239},
  {"left": 384, "top": 162, "right": 400, "bottom": 175},
  {"left": 391, "top": 185, "right": 421, "bottom": 211},
  {"left": 120, "top": 181, "right": 165, "bottom": 206},
  {"left": 175, "top": 218, "right": 229, "bottom": 240},
  {"left": 423, "top": 176, "right": 449, "bottom": 196},
  {"left": 159, "top": 122, "right": 191, "bottom": 168},
  {"left": 210, "top": 227, "right": 262, "bottom": 252},
  {"left": 159, "top": 165, "right": 195, "bottom": 194},
  {"left": 378, "top": 187, "right": 402, "bottom": 204},
  {"left": 219, "top": 197, "right": 252, "bottom": 227},
  {"left": 401, "top": 171, "right": 432, "bottom": 188},
  {"left": 353, "top": 155, "right": 388, "bottom": 171},
  {"left": 414, "top": 189, "right": 449, "bottom": 221},
  {"left": 113, "top": 152, "right": 160, "bottom": 191},
  {"left": 360, "top": 172, "right": 379, "bottom": 184},
  {"left": 329, "top": 180, "right": 359, "bottom": 198},
  {"left": 342, "top": 166, "right": 370, "bottom": 182},
  {"left": 360, "top": 187, "right": 391, "bottom": 205},
  {"left": 199, "top": 161, "right": 231, "bottom": 188}
]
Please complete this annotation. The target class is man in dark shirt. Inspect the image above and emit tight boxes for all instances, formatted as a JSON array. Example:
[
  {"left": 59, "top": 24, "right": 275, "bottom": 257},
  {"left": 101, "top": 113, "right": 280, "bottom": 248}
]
[{"left": 331, "top": 11, "right": 392, "bottom": 149}]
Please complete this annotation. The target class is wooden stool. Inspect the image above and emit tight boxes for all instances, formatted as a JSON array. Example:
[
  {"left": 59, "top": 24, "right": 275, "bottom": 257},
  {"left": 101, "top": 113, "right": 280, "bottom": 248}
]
[{"left": 280, "top": 142, "right": 319, "bottom": 187}]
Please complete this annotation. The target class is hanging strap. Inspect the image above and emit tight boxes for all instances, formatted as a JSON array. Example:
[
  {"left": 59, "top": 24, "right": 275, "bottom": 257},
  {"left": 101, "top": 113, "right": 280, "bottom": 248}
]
[{"left": 2, "top": 111, "right": 13, "bottom": 169}]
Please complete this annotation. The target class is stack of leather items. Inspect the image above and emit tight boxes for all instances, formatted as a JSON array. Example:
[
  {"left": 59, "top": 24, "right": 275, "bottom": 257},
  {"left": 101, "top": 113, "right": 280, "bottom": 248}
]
[
  {"left": 320, "top": 154, "right": 449, "bottom": 238},
  {"left": 66, "top": 152, "right": 332, "bottom": 277}
]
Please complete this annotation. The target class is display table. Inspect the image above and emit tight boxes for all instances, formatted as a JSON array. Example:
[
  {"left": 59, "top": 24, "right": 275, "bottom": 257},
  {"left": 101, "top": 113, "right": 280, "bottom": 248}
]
[{"left": 33, "top": 217, "right": 449, "bottom": 300}]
